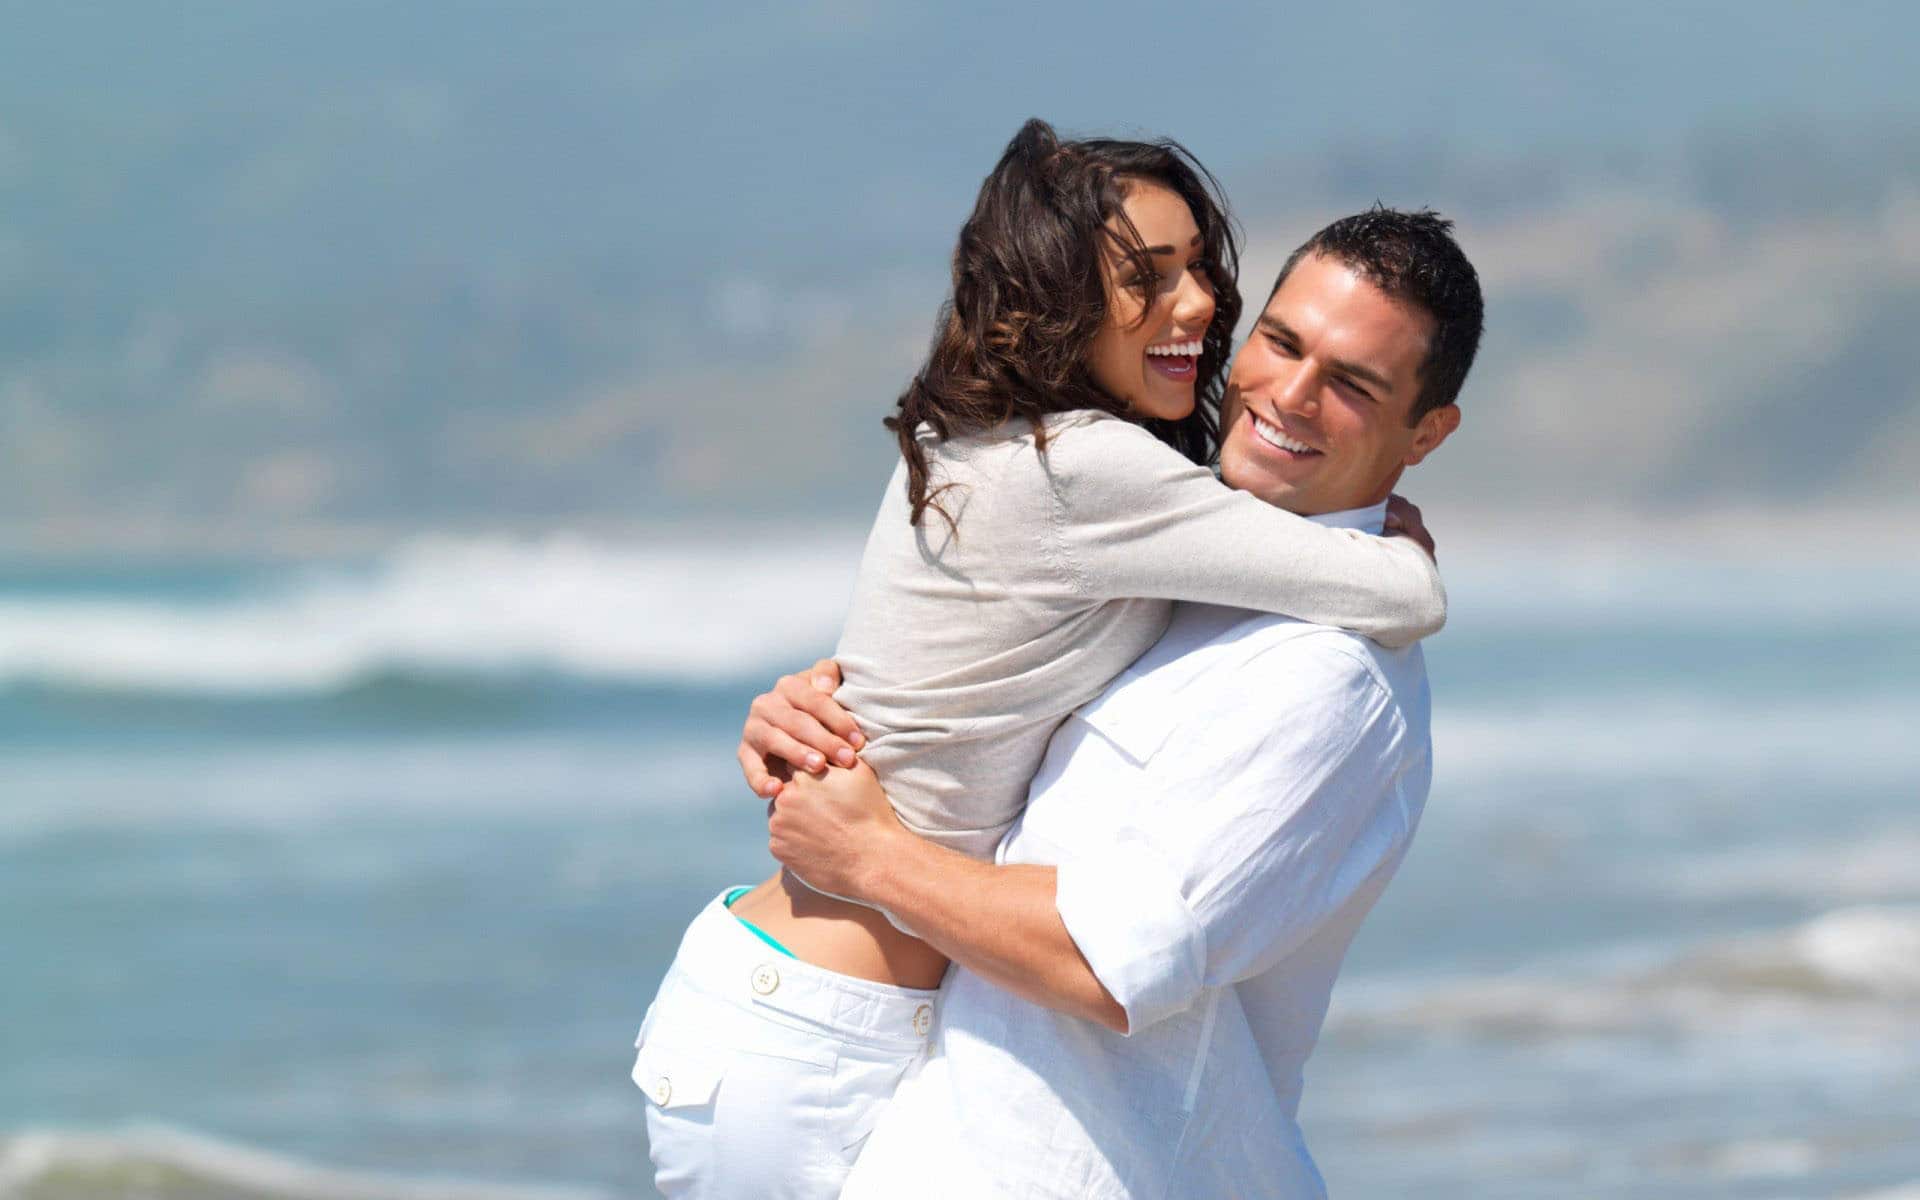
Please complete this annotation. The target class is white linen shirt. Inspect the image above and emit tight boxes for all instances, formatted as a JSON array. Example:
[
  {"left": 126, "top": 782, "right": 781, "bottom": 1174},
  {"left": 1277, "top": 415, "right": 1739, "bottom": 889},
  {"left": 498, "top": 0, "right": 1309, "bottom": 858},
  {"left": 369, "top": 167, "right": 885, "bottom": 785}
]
[{"left": 841, "top": 503, "right": 1433, "bottom": 1200}]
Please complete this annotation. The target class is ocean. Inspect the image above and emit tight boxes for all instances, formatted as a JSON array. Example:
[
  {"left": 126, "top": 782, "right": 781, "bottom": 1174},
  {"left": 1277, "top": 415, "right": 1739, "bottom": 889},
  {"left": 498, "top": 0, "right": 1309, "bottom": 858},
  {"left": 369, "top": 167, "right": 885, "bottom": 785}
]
[{"left": 3, "top": 529, "right": 1917, "bottom": 1199}]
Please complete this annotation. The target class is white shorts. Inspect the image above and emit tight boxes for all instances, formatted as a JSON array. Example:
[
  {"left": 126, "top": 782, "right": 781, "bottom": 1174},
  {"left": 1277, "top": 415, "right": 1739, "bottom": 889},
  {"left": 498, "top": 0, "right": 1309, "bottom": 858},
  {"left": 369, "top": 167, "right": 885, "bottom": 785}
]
[{"left": 634, "top": 889, "right": 940, "bottom": 1199}]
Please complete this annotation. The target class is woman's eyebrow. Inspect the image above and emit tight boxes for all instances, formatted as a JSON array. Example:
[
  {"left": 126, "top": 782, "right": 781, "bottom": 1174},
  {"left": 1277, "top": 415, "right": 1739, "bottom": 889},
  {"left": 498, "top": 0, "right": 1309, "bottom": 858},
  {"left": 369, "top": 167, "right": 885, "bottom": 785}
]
[{"left": 1136, "top": 234, "right": 1206, "bottom": 256}]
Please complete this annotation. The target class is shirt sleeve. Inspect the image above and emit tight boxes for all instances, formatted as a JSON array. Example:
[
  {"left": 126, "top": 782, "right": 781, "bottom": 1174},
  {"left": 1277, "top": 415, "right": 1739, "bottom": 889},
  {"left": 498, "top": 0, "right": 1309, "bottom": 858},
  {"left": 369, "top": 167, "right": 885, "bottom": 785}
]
[
  {"left": 1045, "top": 415, "right": 1444, "bottom": 648},
  {"left": 1052, "top": 640, "right": 1419, "bottom": 1034}
]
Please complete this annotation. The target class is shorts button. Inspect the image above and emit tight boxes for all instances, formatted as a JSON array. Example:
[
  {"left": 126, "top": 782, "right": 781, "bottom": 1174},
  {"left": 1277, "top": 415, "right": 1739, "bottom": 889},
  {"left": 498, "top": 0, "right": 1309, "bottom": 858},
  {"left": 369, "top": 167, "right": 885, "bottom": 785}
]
[
  {"left": 912, "top": 1003, "right": 933, "bottom": 1036},
  {"left": 650, "top": 1075, "right": 672, "bottom": 1106},
  {"left": 751, "top": 964, "right": 781, "bottom": 995}
]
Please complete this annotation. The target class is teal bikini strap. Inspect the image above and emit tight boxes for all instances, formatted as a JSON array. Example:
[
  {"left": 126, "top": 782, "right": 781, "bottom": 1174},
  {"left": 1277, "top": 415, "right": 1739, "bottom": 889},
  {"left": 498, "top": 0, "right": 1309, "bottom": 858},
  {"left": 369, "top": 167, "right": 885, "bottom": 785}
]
[{"left": 723, "top": 887, "right": 798, "bottom": 959}]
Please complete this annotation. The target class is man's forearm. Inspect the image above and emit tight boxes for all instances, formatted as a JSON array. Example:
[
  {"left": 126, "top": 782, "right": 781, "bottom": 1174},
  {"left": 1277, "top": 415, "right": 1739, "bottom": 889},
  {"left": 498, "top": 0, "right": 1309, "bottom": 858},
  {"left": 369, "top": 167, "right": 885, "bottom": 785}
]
[{"left": 861, "top": 830, "right": 1128, "bottom": 1033}]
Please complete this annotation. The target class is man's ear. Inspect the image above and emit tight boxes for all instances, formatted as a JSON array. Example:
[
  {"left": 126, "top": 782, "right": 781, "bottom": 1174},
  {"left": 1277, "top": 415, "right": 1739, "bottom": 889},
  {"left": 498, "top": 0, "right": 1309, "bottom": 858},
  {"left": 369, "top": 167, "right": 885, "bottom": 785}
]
[{"left": 1403, "top": 404, "right": 1460, "bottom": 467}]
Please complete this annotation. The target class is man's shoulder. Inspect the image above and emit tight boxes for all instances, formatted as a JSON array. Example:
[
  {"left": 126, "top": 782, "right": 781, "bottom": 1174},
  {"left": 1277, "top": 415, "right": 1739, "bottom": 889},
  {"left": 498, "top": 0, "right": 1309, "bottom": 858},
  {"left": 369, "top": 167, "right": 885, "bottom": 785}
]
[
  {"left": 1149, "top": 603, "right": 1430, "bottom": 749},
  {"left": 1169, "top": 603, "right": 1423, "bottom": 691},
  {"left": 1073, "top": 602, "right": 1428, "bottom": 761}
]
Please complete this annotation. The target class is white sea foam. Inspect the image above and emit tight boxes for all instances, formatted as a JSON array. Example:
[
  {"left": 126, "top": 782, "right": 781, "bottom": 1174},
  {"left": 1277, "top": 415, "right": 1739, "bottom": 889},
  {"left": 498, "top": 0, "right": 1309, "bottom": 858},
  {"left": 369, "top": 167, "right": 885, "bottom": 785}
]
[
  {"left": 1433, "top": 691, "right": 1920, "bottom": 788},
  {"left": 0, "top": 1124, "right": 607, "bottom": 1200},
  {"left": 1635, "top": 828, "right": 1920, "bottom": 903},
  {"left": 0, "top": 528, "right": 1914, "bottom": 696},
  {"left": 1331, "top": 906, "right": 1920, "bottom": 1039},
  {"left": 0, "top": 531, "right": 868, "bottom": 695},
  {"left": 1438, "top": 520, "right": 1920, "bottom": 632}
]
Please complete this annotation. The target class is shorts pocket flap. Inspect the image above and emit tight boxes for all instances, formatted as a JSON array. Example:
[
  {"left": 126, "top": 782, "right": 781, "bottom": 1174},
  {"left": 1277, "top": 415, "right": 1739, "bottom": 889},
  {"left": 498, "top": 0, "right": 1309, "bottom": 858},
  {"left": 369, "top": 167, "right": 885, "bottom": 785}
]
[{"left": 632, "top": 1039, "right": 726, "bottom": 1110}]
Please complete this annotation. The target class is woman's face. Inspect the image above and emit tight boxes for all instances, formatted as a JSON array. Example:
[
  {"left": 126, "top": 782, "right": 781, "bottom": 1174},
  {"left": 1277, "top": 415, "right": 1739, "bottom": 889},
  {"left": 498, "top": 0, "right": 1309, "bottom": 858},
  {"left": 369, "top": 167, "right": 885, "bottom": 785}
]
[{"left": 1085, "top": 180, "right": 1218, "bottom": 422}]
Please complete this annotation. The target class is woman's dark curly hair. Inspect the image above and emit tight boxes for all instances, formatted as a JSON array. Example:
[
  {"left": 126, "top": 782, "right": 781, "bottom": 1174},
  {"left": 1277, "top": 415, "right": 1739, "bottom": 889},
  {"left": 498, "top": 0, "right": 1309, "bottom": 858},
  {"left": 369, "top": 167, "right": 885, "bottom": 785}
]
[{"left": 885, "top": 117, "right": 1242, "bottom": 526}]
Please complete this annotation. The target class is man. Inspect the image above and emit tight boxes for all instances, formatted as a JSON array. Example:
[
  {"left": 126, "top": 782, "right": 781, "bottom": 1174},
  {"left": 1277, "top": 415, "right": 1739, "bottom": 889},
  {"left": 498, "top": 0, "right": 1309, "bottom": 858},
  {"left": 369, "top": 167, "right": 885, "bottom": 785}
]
[{"left": 748, "top": 208, "right": 1482, "bottom": 1196}]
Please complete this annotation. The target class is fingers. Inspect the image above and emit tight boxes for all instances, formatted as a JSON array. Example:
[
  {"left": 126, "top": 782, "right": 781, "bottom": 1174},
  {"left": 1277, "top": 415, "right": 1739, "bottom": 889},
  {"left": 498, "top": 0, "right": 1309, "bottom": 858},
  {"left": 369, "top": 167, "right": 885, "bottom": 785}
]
[
  {"left": 774, "top": 673, "right": 865, "bottom": 756},
  {"left": 738, "top": 741, "right": 784, "bottom": 800},
  {"left": 737, "top": 657, "right": 862, "bottom": 800},
  {"left": 745, "top": 715, "right": 833, "bottom": 776},
  {"left": 744, "top": 685, "right": 845, "bottom": 766},
  {"left": 1384, "top": 493, "right": 1437, "bottom": 559},
  {"left": 756, "top": 687, "right": 856, "bottom": 764}
]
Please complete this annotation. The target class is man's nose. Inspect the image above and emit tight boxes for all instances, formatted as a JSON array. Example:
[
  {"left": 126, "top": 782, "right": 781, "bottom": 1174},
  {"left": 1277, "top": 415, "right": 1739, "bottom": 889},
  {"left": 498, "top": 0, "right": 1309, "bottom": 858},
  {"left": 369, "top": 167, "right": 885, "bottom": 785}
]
[{"left": 1275, "top": 365, "right": 1320, "bottom": 419}]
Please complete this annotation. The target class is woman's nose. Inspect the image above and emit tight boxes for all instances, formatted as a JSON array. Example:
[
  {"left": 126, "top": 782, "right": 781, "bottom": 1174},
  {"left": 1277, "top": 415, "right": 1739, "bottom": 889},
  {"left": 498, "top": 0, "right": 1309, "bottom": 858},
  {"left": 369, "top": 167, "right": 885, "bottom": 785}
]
[{"left": 1173, "top": 268, "right": 1215, "bottom": 328}]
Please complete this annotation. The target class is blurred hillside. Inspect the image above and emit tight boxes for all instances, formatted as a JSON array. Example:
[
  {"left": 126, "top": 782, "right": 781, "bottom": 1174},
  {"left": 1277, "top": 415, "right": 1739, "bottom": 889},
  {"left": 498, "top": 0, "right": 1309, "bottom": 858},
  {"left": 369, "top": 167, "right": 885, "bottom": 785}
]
[{"left": 3, "top": 4, "right": 1917, "bottom": 553}]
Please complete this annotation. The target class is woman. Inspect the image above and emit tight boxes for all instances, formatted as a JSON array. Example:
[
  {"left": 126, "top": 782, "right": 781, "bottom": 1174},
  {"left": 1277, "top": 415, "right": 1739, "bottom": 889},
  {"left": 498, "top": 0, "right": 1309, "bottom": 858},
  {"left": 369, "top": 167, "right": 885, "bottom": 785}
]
[{"left": 634, "top": 118, "right": 1443, "bottom": 1199}]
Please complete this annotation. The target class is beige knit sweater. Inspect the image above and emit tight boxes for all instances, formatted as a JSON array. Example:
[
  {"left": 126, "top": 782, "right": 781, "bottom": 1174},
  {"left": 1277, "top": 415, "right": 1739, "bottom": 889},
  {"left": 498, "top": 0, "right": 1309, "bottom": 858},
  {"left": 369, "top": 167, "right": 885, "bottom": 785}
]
[{"left": 833, "top": 410, "right": 1445, "bottom": 859}]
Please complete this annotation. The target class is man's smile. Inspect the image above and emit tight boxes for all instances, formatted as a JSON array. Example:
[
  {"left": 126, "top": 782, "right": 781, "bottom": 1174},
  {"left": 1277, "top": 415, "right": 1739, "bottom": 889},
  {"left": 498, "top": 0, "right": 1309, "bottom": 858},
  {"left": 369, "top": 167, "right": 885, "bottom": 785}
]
[{"left": 1247, "top": 409, "right": 1322, "bottom": 458}]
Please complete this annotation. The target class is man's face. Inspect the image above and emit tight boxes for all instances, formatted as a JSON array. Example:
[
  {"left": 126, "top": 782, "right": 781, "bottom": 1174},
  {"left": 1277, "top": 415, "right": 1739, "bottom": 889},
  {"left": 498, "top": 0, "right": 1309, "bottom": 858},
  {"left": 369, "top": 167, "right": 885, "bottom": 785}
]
[{"left": 1218, "top": 252, "right": 1459, "bottom": 515}]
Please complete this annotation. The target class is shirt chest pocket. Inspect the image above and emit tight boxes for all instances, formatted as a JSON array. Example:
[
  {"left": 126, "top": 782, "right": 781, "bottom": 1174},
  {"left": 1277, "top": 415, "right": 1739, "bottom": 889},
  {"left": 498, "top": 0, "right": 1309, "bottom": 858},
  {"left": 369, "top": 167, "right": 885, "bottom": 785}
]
[{"left": 1074, "top": 670, "right": 1180, "bottom": 766}]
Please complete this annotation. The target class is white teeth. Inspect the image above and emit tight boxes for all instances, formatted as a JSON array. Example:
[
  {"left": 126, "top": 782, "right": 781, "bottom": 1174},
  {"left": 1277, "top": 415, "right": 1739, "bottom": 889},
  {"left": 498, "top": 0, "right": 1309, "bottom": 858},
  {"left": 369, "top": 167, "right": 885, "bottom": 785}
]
[
  {"left": 1251, "top": 413, "right": 1316, "bottom": 455},
  {"left": 1146, "top": 339, "right": 1203, "bottom": 357}
]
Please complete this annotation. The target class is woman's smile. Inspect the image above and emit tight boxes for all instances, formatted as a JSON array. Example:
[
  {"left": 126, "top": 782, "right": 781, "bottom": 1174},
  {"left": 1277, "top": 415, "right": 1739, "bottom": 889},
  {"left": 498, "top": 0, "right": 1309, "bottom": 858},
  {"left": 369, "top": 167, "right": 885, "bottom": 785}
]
[{"left": 1145, "top": 338, "right": 1203, "bottom": 382}]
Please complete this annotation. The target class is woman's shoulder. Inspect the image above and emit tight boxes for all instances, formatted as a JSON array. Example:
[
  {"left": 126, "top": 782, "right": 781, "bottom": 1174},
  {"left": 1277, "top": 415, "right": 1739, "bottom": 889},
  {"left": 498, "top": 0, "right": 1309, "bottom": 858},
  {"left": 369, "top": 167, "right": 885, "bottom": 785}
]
[
  {"left": 918, "top": 409, "right": 1169, "bottom": 463},
  {"left": 1040, "top": 408, "right": 1180, "bottom": 456},
  {"left": 1035, "top": 409, "right": 1207, "bottom": 494},
  {"left": 907, "top": 412, "right": 1200, "bottom": 532}
]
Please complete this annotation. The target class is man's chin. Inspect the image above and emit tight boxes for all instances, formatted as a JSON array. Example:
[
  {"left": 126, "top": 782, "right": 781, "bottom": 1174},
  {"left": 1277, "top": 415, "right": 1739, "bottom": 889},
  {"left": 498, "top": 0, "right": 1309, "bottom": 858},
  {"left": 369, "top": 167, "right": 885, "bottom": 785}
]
[
  {"left": 1220, "top": 453, "right": 1310, "bottom": 510},
  {"left": 1223, "top": 471, "right": 1312, "bottom": 513}
]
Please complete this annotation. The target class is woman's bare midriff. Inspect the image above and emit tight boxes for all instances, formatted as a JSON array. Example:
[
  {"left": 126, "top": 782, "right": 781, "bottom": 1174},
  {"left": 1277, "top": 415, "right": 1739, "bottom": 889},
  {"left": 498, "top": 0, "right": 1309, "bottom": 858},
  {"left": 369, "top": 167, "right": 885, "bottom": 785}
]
[{"left": 728, "top": 869, "right": 951, "bottom": 990}]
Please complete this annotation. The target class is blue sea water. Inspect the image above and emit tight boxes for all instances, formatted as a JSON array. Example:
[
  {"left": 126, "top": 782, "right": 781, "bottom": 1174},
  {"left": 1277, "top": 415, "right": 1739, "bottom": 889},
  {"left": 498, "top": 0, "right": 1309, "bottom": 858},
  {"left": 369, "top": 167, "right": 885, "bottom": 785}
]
[{"left": 3, "top": 533, "right": 1917, "bottom": 1199}]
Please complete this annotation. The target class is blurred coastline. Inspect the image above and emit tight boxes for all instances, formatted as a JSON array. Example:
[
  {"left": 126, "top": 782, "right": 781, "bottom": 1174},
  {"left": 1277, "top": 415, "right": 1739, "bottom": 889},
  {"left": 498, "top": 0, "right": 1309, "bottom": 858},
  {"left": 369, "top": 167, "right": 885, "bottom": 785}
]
[{"left": 7, "top": 3, "right": 1920, "bottom": 1197}]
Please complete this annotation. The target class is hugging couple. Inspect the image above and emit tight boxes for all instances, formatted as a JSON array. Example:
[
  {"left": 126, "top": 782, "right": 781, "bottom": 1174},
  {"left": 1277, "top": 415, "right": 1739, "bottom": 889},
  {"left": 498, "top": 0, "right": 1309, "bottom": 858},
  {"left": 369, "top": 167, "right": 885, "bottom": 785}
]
[{"left": 634, "top": 117, "right": 1484, "bottom": 1198}]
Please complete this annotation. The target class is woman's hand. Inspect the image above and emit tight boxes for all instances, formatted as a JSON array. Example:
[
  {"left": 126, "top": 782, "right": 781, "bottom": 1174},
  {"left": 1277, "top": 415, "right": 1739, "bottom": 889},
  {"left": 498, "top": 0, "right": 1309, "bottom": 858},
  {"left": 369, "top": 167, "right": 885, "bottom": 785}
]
[
  {"left": 737, "top": 658, "right": 866, "bottom": 799},
  {"left": 1384, "top": 494, "right": 1437, "bottom": 561},
  {"left": 767, "top": 759, "right": 901, "bottom": 901}
]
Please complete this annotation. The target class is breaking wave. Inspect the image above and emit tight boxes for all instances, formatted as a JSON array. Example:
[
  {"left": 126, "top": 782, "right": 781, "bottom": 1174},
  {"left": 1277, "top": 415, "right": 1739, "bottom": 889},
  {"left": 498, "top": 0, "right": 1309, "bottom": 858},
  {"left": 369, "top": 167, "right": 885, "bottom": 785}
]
[
  {"left": 3, "top": 529, "right": 1914, "bottom": 699},
  {"left": 0, "top": 532, "right": 867, "bottom": 696},
  {"left": 0, "top": 1125, "right": 607, "bottom": 1200},
  {"left": 1433, "top": 691, "right": 1920, "bottom": 786},
  {"left": 1332, "top": 906, "right": 1920, "bottom": 1039}
]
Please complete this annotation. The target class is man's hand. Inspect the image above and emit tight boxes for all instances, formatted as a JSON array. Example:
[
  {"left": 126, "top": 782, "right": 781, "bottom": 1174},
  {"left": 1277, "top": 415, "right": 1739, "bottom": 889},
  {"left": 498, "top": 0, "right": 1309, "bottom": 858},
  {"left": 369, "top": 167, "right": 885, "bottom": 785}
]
[
  {"left": 737, "top": 658, "right": 865, "bottom": 799},
  {"left": 767, "top": 759, "right": 903, "bottom": 901},
  {"left": 1384, "top": 494, "right": 1436, "bottom": 561}
]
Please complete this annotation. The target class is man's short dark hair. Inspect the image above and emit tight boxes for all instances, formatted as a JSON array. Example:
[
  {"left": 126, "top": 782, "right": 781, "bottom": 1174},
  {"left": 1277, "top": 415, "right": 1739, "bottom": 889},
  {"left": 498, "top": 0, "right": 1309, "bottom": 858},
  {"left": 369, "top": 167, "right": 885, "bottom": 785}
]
[{"left": 1270, "top": 206, "right": 1484, "bottom": 424}]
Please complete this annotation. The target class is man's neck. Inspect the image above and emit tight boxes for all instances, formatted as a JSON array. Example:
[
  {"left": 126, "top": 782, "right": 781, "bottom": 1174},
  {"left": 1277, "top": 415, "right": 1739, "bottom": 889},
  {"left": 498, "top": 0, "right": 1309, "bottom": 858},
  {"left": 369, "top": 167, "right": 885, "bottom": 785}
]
[{"left": 1291, "top": 500, "right": 1388, "bottom": 536}]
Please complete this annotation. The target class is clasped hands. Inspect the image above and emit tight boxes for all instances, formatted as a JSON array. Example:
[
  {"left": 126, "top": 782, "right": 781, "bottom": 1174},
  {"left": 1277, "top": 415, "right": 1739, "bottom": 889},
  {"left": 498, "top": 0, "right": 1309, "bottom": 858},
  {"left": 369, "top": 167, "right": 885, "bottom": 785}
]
[{"left": 737, "top": 658, "right": 899, "bottom": 900}]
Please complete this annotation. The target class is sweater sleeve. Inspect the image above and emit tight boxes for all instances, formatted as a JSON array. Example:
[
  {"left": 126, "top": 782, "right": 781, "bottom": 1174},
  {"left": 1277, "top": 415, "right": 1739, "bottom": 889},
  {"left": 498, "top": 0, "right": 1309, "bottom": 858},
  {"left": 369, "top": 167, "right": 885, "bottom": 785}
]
[{"left": 1045, "top": 416, "right": 1445, "bottom": 647}]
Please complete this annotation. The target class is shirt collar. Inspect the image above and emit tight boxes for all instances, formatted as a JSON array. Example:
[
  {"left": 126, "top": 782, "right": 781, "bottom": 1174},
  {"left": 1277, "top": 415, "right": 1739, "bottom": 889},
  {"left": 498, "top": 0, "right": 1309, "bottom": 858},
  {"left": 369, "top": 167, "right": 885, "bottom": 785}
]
[{"left": 1301, "top": 500, "right": 1388, "bottom": 536}]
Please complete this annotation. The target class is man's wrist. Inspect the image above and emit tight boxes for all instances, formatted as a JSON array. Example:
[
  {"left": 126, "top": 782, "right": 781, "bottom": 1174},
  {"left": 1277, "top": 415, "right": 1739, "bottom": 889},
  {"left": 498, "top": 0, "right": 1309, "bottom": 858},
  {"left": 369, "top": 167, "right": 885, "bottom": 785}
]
[{"left": 852, "top": 823, "right": 923, "bottom": 912}]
